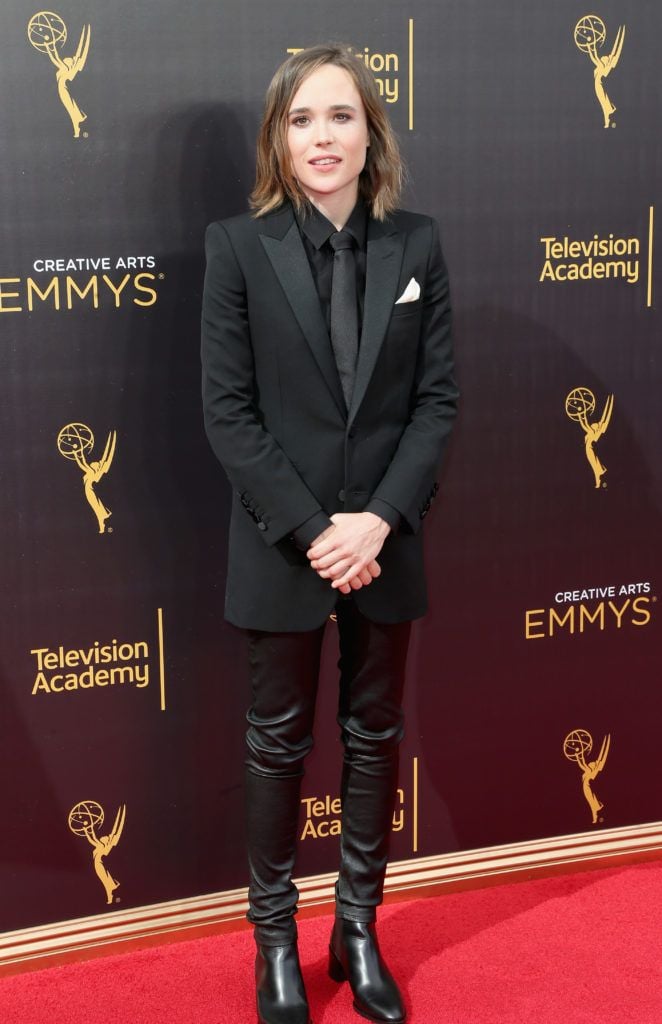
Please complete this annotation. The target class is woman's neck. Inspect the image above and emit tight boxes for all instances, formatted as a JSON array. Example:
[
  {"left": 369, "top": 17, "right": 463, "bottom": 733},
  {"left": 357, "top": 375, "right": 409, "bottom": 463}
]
[{"left": 305, "top": 186, "right": 359, "bottom": 231}]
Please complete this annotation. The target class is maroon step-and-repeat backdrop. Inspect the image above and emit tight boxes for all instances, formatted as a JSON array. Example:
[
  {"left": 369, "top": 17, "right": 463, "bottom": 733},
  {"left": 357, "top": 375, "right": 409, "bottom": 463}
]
[{"left": 1, "top": 0, "right": 660, "bottom": 931}]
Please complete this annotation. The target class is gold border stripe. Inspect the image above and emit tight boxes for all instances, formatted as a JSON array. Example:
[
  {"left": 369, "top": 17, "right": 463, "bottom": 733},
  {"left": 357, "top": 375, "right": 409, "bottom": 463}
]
[
  {"left": 413, "top": 756, "right": 419, "bottom": 853},
  {"left": 4, "top": 820, "right": 662, "bottom": 975},
  {"left": 408, "top": 19, "right": 414, "bottom": 131},
  {"left": 157, "top": 607, "right": 166, "bottom": 711},
  {"left": 647, "top": 204, "right": 654, "bottom": 308}
]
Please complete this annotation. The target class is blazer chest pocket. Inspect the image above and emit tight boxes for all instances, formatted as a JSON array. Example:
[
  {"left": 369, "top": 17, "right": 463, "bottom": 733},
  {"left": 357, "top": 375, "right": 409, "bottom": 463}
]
[{"left": 390, "top": 300, "right": 422, "bottom": 320}]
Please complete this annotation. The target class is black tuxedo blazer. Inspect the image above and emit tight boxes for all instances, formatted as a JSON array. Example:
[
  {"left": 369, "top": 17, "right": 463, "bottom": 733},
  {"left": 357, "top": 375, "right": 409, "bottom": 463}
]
[{"left": 201, "top": 201, "right": 458, "bottom": 630}]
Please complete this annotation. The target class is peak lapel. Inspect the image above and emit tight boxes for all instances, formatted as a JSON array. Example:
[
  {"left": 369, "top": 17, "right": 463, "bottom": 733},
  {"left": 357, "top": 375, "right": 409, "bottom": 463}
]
[
  {"left": 258, "top": 209, "right": 346, "bottom": 419},
  {"left": 348, "top": 218, "right": 405, "bottom": 424}
]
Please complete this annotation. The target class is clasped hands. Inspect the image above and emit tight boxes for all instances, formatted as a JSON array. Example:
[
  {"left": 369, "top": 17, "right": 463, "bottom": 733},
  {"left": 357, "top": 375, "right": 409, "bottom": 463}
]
[{"left": 306, "top": 512, "right": 390, "bottom": 594}]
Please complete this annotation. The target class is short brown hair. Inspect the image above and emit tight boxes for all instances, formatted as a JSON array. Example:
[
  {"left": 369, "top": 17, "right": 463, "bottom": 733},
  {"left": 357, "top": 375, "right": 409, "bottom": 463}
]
[{"left": 250, "top": 44, "right": 404, "bottom": 220}]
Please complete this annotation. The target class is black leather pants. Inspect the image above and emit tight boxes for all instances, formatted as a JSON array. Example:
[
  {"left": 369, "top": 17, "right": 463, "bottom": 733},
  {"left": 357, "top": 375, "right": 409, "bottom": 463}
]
[{"left": 244, "top": 598, "right": 411, "bottom": 946}]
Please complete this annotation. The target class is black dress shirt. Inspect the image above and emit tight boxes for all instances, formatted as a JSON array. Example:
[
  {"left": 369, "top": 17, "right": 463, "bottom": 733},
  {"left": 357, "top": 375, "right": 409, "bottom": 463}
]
[
  {"left": 297, "top": 198, "right": 368, "bottom": 332},
  {"left": 290, "top": 200, "right": 401, "bottom": 550}
]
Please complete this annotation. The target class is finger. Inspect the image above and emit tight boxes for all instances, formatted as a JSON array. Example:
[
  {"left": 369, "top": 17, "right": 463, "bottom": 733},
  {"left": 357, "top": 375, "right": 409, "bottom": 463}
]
[
  {"left": 310, "top": 547, "right": 351, "bottom": 570},
  {"left": 307, "top": 535, "right": 340, "bottom": 560},
  {"left": 337, "top": 566, "right": 373, "bottom": 591},
  {"left": 331, "top": 562, "right": 365, "bottom": 589},
  {"left": 312, "top": 540, "right": 381, "bottom": 571},
  {"left": 317, "top": 558, "right": 354, "bottom": 580},
  {"left": 366, "top": 560, "right": 381, "bottom": 578},
  {"left": 337, "top": 582, "right": 352, "bottom": 595},
  {"left": 346, "top": 570, "right": 369, "bottom": 590},
  {"left": 307, "top": 526, "right": 335, "bottom": 551}
]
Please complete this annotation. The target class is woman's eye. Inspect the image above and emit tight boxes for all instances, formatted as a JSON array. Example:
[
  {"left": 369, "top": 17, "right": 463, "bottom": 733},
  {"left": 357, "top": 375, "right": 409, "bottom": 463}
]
[
  {"left": 334, "top": 113, "right": 350, "bottom": 122},
  {"left": 291, "top": 116, "right": 309, "bottom": 127}
]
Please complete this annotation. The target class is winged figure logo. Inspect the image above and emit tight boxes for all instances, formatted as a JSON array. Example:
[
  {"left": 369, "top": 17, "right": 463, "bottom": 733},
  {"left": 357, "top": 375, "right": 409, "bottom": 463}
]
[
  {"left": 28, "top": 12, "right": 91, "bottom": 137},
  {"left": 563, "top": 730, "right": 610, "bottom": 824},
  {"left": 69, "top": 800, "right": 127, "bottom": 904}
]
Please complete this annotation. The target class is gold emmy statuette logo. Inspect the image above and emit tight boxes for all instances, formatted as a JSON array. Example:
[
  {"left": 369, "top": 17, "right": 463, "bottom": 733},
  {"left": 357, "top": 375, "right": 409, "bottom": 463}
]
[
  {"left": 574, "top": 15, "right": 625, "bottom": 128},
  {"left": 27, "top": 11, "right": 91, "bottom": 138},
  {"left": 563, "top": 729, "right": 610, "bottom": 824},
  {"left": 68, "top": 800, "right": 126, "bottom": 904},
  {"left": 565, "top": 387, "right": 613, "bottom": 489},
  {"left": 57, "top": 422, "right": 116, "bottom": 533}
]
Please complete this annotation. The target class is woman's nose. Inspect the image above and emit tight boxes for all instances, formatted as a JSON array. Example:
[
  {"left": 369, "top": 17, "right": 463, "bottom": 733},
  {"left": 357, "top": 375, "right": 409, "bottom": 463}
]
[{"left": 313, "top": 120, "right": 333, "bottom": 145}]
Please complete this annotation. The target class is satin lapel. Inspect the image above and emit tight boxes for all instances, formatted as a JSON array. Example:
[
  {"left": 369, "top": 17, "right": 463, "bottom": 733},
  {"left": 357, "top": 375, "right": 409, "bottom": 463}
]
[
  {"left": 348, "top": 218, "right": 405, "bottom": 425},
  {"left": 259, "top": 216, "right": 346, "bottom": 419}
]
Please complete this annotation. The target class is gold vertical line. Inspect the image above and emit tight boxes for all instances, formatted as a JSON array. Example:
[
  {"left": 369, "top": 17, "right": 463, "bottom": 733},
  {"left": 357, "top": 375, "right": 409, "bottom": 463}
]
[
  {"left": 408, "top": 19, "right": 414, "bottom": 131},
  {"left": 647, "top": 205, "right": 654, "bottom": 308},
  {"left": 412, "top": 756, "right": 419, "bottom": 853},
  {"left": 157, "top": 607, "right": 166, "bottom": 711}
]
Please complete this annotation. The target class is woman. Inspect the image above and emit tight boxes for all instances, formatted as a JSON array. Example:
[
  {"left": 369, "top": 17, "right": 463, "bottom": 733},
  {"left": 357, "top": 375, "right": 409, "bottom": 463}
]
[{"left": 202, "top": 43, "right": 457, "bottom": 1024}]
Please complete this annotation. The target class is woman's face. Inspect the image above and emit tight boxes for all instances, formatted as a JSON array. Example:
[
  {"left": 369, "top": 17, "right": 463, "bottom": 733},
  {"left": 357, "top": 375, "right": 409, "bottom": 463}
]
[{"left": 286, "top": 63, "right": 370, "bottom": 210}]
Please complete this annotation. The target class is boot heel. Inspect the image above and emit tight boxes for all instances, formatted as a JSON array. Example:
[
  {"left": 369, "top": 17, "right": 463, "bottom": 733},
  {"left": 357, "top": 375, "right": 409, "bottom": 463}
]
[{"left": 328, "top": 948, "right": 346, "bottom": 983}]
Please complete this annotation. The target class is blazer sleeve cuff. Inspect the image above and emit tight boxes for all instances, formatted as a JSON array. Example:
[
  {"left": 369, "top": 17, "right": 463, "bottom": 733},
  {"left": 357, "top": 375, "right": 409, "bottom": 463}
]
[
  {"left": 364, "top": 499, "right": 401, "bottom": 534},
  {"left": 291, "top": 511, "right": 334, "bottom": 551}
]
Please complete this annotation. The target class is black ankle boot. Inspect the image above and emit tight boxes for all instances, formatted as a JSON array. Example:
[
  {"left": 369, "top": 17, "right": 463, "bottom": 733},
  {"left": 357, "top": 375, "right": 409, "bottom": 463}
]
[
  {"left": 255, "top": 943, "right": 311, "bottom": 1024},
  {"left": 328, "top": 919, "right": 405, "bottom": 1023}
]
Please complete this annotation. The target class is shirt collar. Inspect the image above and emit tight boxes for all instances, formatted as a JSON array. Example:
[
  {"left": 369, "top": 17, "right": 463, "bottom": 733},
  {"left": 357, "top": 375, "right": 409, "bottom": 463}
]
[{"left": 295, "top": 198, "right": 368, "bottom": 251}]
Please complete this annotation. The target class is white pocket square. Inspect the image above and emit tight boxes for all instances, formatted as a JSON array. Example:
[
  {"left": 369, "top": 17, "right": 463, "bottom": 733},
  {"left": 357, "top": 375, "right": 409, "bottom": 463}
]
[{"left": 394, "top": 277, "right": 421, "bottom": 304}]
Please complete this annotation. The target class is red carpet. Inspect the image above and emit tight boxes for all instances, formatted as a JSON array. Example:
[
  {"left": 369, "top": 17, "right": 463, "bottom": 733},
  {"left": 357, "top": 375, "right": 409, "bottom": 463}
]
[{"left": 2, "top": 862, "right": 662, "bottom": 1022}]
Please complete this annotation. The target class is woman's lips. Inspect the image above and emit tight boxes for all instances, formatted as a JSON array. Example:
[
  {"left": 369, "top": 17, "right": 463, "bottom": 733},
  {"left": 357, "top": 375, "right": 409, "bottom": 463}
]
[{"left": 308, "top": 156, "right": 341, "bottom": 170}]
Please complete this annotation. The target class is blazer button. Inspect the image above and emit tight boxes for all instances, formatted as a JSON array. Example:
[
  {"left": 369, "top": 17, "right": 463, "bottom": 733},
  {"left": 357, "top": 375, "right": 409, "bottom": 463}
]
[
  {"left": 337, "top": 489, "right": 346, "bottom": 502},
  {"left": 257, "top": 522, "right": 267, "bottom": 531}
]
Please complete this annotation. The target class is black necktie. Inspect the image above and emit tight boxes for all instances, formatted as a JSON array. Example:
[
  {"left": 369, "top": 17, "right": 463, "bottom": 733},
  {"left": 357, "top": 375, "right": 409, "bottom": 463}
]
[{"left": 329, "top": 230, "right": 359, "bottom": 409}]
